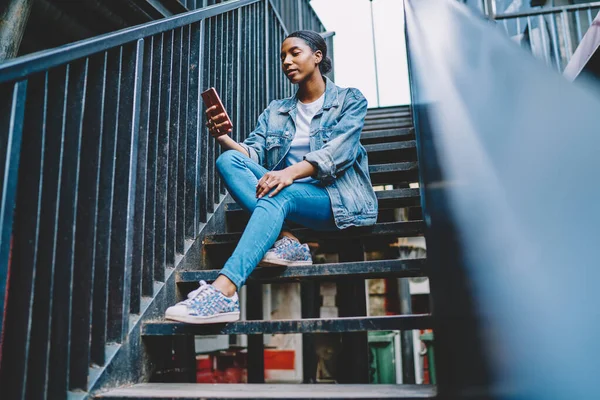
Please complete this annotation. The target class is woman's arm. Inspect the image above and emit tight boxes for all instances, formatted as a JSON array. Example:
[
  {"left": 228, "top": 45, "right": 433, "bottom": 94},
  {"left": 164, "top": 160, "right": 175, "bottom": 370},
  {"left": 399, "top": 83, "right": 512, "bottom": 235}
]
[
  {"left": 303, "top": 89, "right": 368, "bottom": 183},
  {"left": 216, "top": 134, "right": 249, "bottom": 157},
  {"left": 256, "top": 160, "right": 317, "bottom": 198}
]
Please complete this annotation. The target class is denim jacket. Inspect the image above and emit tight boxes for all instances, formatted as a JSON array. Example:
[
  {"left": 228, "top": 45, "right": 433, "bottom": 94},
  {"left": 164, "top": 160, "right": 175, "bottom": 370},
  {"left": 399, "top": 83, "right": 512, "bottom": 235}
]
[{"left": 239, "top": 77, "right": 378, "bottom": 229}]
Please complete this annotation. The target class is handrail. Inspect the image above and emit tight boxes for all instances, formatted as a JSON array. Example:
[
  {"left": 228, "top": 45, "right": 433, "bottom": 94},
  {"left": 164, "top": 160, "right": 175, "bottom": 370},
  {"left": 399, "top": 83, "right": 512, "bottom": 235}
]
[
  {"left": 494, "top": 1, "right": 600, "bottom": 19},
  {"left": 405, "top": 0, "right": 600, "bottom": 398},
  {"left": 0, "top": 0, "right": 261, "bottom": 83}
]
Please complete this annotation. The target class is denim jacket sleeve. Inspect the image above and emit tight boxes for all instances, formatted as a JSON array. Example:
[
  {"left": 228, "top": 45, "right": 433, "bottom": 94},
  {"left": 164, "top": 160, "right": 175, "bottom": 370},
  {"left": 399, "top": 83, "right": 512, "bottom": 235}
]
[
  {"left": 303, "top": 89, "right": 368, "bottom": 184},
  {"left": 239, "top": 104, "right": 270, "bottom": 166}
]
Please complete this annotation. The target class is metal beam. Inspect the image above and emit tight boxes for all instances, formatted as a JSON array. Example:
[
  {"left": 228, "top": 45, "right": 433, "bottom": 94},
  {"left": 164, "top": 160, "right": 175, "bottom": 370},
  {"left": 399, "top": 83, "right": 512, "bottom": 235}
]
[{"left": 0, "top": 0, "right": 34, "bottom": 60}]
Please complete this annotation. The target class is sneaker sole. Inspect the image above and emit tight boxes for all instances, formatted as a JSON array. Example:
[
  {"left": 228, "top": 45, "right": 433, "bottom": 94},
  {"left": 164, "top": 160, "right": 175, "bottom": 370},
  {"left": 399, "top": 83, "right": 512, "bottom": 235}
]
[
  {"left": 165, "top": 311, "right": 240, "bottom": 324},
  {"left": 258, "top": 259, "right": 313, "bottom": 267}
]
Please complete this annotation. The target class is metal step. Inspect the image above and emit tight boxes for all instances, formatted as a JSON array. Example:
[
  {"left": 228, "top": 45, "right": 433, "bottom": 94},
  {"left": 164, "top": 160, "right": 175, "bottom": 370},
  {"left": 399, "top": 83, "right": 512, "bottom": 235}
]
[
  {"left": 178, "top": 258, "right": 427, "bottom": 284},
  {"left": 364, "top": 140, "right": 417, "bottom": 164},
  {"left": 364, "top": 113, "right": 413, "bottom": 124},
  {"left": 370, "top": 162, "right": 419, "bottom": 185},
  {"left": 363, "top": 121, "right": 413, "bottom": 132},
  {"left": 96, "top": 383, "right": 437, "bottom": 399},
  {"left": 204, "top": 221, "right": 425, "bottom": 248},
  {"left": 366, "top": 104, "right": 411, "bottom": 116},
  {"left": 361, "top": 127, "right": 415, "bottom": 144},
  {"left": 364, "top": 116, "right": 413, "bottom": 126},
  {"left": 142, "top": 314, "right": 432, "bottom": 336}
]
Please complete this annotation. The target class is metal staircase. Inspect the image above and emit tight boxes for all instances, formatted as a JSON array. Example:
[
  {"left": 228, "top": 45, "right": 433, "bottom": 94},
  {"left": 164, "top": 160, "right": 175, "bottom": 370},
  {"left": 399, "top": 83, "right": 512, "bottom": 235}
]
[{"left": 96, "top": 105, "right": 436, "bottom": 398}]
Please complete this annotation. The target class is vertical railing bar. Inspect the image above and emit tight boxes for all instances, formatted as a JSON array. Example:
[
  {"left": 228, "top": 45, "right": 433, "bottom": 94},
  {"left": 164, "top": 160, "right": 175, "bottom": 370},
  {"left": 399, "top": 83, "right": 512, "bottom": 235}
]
[
  {"left": 265, "top": 0, "right": 270, "bottom": 103},
  {"left": 516, "top": 17, "right": 521, "bottom": 34},
  {"left": 155, "top": 30, "right": 173, "bottom": 281},
  {"left": 90, "top": 48, "right": 121, "bottom": 367},
  {"left": 69, "top": 51, "right": 107, "bottom": 391},
  {"left": 235, "top": 8, "right": 242, "bottom": 145},
  {"left": 206, "top": 15, "right": 215, "bottom": 214},
  {"left": 166, "top": 27, "right": 181, "bottom": 266},
  {"left": 0, "top": 80, "right": 27, "bottom": 345},
  {"left": 107, "top": 40, "right": 144, "bottom": 344},
  {"left": 535, "top": 15, "right": 549, "bottom": 67},
  {"left": 548, "top": 13, "right": 562, "bottom": 71},
  {"left": 177, "top": 25, "right": 190, "bottom": 251},
  {"left": 198, "top": 18, "right": 208, "bottom": 224},
  {"left": 48, "top": 58, "right": 89, "bottom": 398},
  {"left": 215, "top": 12, "right": 224, "bottom": 200},
  {"left": 575, "top": 10, "right": 583, "bottom": 43},
  {"left": 0, "top": 74, "right": 45, "bottom": 399},
  {"left": 24, "top": 70, "right": 57, "bottom": 400},
  {"left": 186, "top": 21, "right": 201, "bottom": 237},
  {"left": 144, "top": 34, "right": 162, "bottom": 295},
  {"left": 43, "top": 63, "right": 71, "bottom": 398},
  {"left": 131, "top": 37, "right": 153, "bottom": 311},
  {"left": 0, "top": 80, "right": 29, "bottom": 400},
  {"left": 101, "top": 45, "right": 124, "bottom": 346},
  {"left": 169, "top": 28, "right": 181, "bottom": 265},
  {"left": 587, "top": 7, "right": 593, "bottom": 26},
  {"left": 561, "top": 10, "right": 573, "bottom": 61}
]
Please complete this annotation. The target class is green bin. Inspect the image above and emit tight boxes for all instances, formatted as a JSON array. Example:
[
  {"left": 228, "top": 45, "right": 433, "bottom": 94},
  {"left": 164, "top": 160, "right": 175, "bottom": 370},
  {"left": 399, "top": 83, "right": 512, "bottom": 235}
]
[{"left": 368, "top": 331, "right": 398, "bottom": 383}]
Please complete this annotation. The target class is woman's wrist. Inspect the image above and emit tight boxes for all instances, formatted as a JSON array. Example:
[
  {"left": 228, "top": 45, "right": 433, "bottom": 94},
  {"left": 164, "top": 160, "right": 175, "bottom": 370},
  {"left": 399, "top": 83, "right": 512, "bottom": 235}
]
[{"left": 286, "top": 161, "right": 317, "bottom": 180}]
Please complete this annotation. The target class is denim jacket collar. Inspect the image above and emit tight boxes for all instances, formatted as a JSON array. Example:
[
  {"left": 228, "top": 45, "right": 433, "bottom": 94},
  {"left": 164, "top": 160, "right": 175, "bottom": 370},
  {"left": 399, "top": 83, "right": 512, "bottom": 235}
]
[{"left": 277, "top": 76, "right": 340, "bottom": 114}]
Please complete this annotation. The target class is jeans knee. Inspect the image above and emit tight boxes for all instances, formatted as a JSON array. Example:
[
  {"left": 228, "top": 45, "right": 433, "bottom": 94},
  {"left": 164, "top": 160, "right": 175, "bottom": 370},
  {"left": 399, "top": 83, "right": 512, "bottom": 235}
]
[
  {"left": 257, "top": 195, "right": 290, "bottom": 216},
  {"left": 216, "top": 150, "right": 243, "bottom": 175}
]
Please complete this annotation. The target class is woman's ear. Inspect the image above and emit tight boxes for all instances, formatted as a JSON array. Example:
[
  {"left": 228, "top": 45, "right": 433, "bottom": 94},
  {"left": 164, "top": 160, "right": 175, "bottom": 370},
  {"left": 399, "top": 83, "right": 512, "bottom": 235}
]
[{"left": 314, "top": 50, "right": 323, "bottom": 65}]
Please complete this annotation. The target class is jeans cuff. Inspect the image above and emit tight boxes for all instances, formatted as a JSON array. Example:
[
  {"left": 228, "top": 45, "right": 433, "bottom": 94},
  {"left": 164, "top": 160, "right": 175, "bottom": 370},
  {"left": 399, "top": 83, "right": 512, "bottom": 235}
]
[{"left": 218, "top": 269, "right": 244, "bottom": 291}]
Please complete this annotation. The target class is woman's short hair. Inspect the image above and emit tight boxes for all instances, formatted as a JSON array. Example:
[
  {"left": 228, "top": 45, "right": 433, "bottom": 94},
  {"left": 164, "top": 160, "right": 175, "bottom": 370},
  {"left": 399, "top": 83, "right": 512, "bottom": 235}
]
[{"left": 286, "top": 30, "right": 333, "bottom": 74}]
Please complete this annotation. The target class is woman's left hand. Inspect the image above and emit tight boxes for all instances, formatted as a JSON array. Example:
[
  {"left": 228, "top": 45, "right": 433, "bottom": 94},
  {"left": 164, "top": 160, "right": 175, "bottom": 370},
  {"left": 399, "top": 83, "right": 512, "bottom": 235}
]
[{"left": 256, "top": 170, "right": 295, "bottom": 198}]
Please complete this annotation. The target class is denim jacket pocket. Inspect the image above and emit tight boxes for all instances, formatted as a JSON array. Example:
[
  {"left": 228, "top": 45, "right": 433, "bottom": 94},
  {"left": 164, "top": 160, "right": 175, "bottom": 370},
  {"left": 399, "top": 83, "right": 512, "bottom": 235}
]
[
  {"left": 266, "top": 132, "right": 285, "bottom": 169},
  {"left": 310, "top": 128, "right": 333, "bottom": 150}
]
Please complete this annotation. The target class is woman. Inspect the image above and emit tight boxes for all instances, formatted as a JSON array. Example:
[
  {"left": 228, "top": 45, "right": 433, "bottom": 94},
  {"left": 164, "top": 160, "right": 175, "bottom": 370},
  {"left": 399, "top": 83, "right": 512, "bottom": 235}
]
[{"left": 165, "top": 30, "right": 377, "bottom": 324}]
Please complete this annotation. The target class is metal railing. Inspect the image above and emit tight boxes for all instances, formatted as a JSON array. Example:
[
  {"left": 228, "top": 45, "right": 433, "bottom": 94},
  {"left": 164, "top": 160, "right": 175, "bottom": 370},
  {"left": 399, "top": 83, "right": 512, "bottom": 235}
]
[
  {"left": 405, "top": 0, "right": 600, "bottom": 398},
  {"left": 0, "top": 0, "right": 332, "bottom": 397},
  {"left": 494, "top": 2, "right": 600, "bottom": 72}
]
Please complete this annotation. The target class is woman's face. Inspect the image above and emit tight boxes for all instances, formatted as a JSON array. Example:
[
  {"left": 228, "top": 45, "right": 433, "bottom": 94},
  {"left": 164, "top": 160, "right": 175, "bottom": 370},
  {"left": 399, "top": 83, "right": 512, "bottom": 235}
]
[{"left": 280, "top": 37, "right": 322, "bottom": 84}]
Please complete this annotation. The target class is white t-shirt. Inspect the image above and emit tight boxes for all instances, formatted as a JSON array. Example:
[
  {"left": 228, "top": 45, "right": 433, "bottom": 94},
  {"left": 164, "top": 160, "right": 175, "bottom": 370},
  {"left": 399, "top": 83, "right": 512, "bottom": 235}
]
[{"left": 285, "top": 93, "right": 325, "bottom": 183}]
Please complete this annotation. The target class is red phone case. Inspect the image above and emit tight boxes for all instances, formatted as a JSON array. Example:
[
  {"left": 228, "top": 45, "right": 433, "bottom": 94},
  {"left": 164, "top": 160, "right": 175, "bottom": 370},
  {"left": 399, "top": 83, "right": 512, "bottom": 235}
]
[{"left": 201, "top": 87, "right": 232, "bottom": 130}]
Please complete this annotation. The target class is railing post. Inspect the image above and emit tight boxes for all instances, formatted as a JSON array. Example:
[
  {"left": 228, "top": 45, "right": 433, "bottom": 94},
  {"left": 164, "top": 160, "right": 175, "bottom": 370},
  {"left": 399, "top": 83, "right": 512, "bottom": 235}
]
[{"left": 0, "top": 79, "right": 27, "bottom": 361}]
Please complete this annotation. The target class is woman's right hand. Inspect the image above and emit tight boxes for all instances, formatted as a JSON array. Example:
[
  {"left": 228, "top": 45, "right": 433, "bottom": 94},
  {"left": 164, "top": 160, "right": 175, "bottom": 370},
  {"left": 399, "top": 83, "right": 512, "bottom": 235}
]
[{"left": 205, "top": 105, "right": 233, "bottom": 139}]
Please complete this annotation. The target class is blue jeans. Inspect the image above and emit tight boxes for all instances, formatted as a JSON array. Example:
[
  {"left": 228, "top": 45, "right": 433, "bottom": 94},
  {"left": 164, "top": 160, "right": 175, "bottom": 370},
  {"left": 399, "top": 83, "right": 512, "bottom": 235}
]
[{"left": 216, "top": 150, "right": 337, "bottom": 290}]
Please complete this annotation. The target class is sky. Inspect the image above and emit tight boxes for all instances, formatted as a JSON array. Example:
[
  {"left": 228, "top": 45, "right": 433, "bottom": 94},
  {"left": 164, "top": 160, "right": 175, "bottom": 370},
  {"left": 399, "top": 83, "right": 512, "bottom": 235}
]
[{"left": 310, "top": 0, "right": 411, "bottom": 108}]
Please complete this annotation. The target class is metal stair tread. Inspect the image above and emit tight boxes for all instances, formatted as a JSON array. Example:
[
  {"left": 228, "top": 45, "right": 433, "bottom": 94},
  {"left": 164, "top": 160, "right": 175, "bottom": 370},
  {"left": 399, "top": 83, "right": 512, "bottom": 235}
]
[
  {"left": 178, "top": 258, "right": 427, "bottom": 283},
  {"left": 360, "top": 127, "right": 415, "bottom": 142},
  {"left": 363, "top": 140, "right": 416, "bottom": 153},
  {"left": 203, "top": 221, "right": 425, "bottom": 246},
  {"left": 142, "top": 314, "right": 432, "bottom": 336},
  {"left": 363, "top": 122, "right": 414, "bottom": 132},
  {"left": 95, "top": 383, "right": 436, "bottom": 399},
  {"left": 369, "top": 162, "right": 420, "bottom": 184},
  {"left": 224, "top": 188, "right": 421, "bottom": 213}
]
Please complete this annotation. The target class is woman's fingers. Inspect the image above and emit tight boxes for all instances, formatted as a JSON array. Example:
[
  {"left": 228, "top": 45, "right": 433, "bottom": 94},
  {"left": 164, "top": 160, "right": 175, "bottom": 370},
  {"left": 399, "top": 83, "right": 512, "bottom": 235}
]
[
  {"left": 268, "top": 182, "right": 286, "bottom": 198},
  {"left": 256, "top": 176, "right": 274, "bottom": 198}
]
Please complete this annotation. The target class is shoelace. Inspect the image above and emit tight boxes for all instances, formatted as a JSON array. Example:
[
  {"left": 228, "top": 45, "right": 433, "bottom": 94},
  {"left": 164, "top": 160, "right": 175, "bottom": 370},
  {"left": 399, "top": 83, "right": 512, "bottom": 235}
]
[{"left": 179, "top": 280, "right": 214, "bottom": 306}]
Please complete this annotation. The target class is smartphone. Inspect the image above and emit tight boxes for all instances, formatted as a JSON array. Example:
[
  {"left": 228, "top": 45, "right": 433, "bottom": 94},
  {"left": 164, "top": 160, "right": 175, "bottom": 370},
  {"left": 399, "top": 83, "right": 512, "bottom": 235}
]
[{"left": 201, "top": 87, "right": 232, "bottom": 133}]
